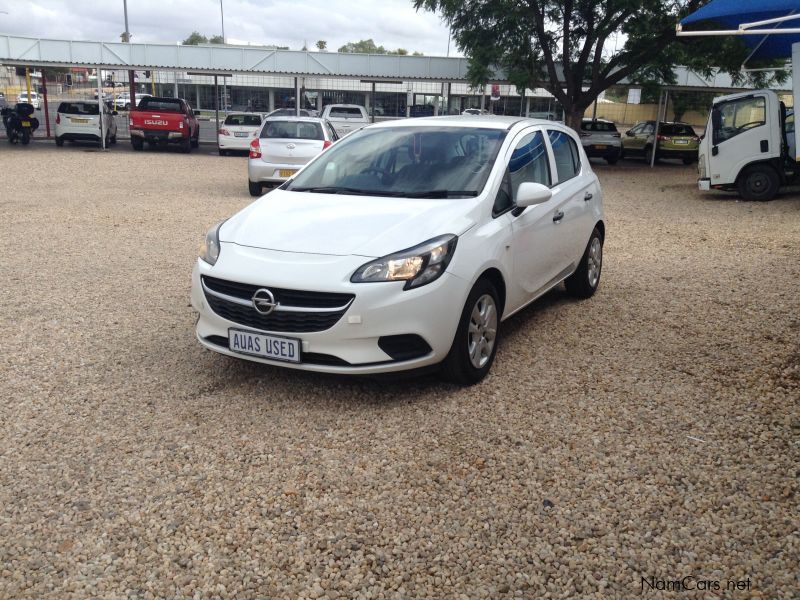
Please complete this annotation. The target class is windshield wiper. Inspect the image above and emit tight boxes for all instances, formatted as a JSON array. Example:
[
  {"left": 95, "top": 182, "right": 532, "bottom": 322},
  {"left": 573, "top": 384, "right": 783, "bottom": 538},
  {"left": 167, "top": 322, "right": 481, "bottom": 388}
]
[
  {"left": 289, "top": 186, "right": 372, "bottom": 194},
  {"left": 400, "top": 190, "right": 479, "bottom": 198}
]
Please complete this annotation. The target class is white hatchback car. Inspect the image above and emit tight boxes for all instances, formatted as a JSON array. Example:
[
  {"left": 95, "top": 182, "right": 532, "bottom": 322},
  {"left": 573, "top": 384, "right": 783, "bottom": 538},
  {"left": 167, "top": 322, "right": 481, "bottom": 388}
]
[
  {"left": 16, "top": 91, "right": 40, "bottom": 109},
  {"left": 54, "top": 100, "right": 118, "bottom": 147},
  {"left": 193, "top": 116, "right": 605, "bottom": 384},
  {"left": 247, "top": 117, "right": 338, "bottom": 196},
  {"left": 218, "top": 112, "right": 264, "bottom": 155}
]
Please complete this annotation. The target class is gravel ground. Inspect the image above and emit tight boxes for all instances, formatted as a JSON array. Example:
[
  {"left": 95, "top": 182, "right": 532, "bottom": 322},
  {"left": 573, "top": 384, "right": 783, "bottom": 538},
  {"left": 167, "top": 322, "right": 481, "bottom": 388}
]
[{"left": 1, "top": 142, "right": 798, "bottom": 599}]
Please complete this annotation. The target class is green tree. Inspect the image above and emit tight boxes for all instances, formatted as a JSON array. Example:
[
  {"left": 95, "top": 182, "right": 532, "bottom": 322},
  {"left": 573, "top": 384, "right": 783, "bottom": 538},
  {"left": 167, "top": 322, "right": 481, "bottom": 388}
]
[
  {"left": 414, "top": 0, "right": 784, "bottom": 129},
  {"left": 338, "top": 39, "right": 388, "bottom": 54},
  {"left": 316, "top": 40, "right": 328, "bottom": 51},
  {"left": 209, "top": 35, "right": 224, "bottom": 44},
  {"left": 182, "top": 31, "right": 208, "bottom": 45}
]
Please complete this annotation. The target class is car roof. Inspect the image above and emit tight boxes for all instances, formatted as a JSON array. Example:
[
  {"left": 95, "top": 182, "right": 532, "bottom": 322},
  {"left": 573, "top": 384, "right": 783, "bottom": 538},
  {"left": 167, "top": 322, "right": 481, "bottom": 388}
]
[
  {"left": 370, "top": 115, "right": 552, "bottom": 131},
  {"left": 582, "top": 117, "right": 614, "bottom": 123},
  {"left": 325, "top": 104, "right": 362, "bottom": 108},
  {"left": 226, "top": 112, "right": 263, "bottom": 117},
  {"left": 263, "top": 116, "right": 325, "bottom": 123}
]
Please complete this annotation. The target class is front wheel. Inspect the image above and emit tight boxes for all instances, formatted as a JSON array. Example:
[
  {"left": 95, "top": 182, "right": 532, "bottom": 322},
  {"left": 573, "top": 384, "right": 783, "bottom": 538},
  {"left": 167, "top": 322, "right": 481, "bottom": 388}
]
[
  {"left": 565, "top": 227, "right": 603, "bottom": 299},
  {"left": 440, "top": 278, "right": 500, "bottom": 386},
  {"left": 737, "top": 164, "right": 779, "bottom": 201}
]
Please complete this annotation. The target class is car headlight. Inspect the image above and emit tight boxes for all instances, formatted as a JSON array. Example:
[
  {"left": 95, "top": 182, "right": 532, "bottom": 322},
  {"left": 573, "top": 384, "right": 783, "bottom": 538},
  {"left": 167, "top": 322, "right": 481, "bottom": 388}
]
[
  {"left": 351, "top": 234, "right": 457, "bottom": 289},
  {"left": 199, "top": 221, "right": 224, "bottom": 265}
]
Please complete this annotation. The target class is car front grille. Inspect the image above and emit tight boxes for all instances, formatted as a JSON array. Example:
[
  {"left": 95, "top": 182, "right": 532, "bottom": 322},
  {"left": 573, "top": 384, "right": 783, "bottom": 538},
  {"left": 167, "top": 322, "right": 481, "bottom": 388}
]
[{"left": 201, "top": 276, "right": 354, "bottom": 333}]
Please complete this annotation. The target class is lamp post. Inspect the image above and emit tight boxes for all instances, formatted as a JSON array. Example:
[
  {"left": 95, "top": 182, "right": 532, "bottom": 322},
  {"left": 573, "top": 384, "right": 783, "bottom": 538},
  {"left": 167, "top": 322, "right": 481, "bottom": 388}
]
[
  {"left": 220, "top": 0, "right": 227, "bottom": 112},
  {"left": 123, "top": 0, "right": 136, "bottom": 106}
]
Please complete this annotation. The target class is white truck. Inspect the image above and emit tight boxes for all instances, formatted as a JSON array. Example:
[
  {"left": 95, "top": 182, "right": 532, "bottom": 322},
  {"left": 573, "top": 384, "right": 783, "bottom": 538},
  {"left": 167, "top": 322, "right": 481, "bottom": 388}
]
[
  {"left": 320, "top": 104, "right": 369, "bottom": 137},
  {"left": 698, "top": 89, "right": 797, "bottom": 201}
]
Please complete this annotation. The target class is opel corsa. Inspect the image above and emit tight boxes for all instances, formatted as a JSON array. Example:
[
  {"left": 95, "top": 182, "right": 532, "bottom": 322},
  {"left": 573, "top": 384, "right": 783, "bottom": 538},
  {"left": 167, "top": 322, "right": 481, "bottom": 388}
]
[{"left": 192, "top": 116, "right": 606, "bottom": 384}]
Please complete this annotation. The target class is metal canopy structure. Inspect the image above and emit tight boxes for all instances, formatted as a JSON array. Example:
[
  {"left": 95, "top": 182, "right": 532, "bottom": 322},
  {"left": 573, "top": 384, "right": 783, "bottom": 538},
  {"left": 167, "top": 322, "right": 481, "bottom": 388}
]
[
  {"left": 0, "top": 34, "right": 475, "bottom": 82},
  {"left": 677, "top": 0, "right": 800, "bottom": 61}
]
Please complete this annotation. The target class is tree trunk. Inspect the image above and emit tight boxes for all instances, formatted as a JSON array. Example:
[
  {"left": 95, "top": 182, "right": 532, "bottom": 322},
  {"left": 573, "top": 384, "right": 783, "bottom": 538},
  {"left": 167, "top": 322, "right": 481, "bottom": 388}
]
[{"left": 565, "top": 108, "right": 585, "bottom": 132}]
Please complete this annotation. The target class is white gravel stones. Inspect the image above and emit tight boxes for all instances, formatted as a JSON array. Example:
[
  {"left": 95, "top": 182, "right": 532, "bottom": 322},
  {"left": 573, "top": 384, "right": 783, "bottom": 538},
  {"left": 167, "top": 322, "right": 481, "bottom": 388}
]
[{"left": 1, "top": 144, "right": 798, "bottom": 598}]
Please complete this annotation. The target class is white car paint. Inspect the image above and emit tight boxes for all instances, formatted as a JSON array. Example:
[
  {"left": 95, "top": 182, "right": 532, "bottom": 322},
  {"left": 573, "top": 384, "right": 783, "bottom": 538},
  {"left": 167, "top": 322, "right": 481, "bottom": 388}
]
[
  {"left": 218, "top": 112, "right": 264, "bottom": 153},
  {"left": 54, "top": 100, "right": 117, "bottom": 146},
  {"left": 192, "top": 116, "right": 605, "bottom": 380}
]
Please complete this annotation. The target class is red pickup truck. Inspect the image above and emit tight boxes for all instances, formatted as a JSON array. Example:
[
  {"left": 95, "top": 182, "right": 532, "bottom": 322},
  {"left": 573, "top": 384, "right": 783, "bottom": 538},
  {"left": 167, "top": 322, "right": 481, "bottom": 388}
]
[{"left": 129, "top": 96, "right": 200, "bottom": 152}]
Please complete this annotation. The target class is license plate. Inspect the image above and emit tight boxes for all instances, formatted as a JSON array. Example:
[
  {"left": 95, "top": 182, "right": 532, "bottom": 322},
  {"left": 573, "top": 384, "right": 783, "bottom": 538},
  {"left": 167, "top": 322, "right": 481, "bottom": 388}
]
[
  {"left": 228, "top": 328, "right": 301, "bottom": 363},
  {"left": 72, "top": 118, "right": 89, "bottom": 124},
  {"left": 594, "top": 144, "right": 607, "bottom": 150},
  {"left": 674, "top": 139, "right": 689, "bottom": 145},
  {"left": 279, "top": 169, "right": 297, "bottom": 177},
  {"left": 234, "top": 132, "right": 249, "bottom": 137},
  {"left": 21, "top": 120, "right": 30, "bottom": 126}
]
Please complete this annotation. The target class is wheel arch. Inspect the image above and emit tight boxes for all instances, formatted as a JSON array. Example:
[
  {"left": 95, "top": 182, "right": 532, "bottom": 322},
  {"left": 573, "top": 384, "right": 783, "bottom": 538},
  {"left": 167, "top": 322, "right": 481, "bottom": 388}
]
[
  {"left": 594, "top": 219, "right": 606, "bottom": 241},
  {"left": 734, "top": 158, "right": 785, "bottom": 186},
  {"left": 476, "top": 267, "right": 506, "bottom": 316}
]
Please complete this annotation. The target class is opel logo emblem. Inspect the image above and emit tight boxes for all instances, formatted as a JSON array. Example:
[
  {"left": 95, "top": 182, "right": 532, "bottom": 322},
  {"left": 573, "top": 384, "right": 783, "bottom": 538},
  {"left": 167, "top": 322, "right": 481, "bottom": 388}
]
[
  {"left": 251, "top": 288, "right": 278, "bottom": 315},
  {"left": 286, "top": 143, "right": 296, "bottom": 149}
]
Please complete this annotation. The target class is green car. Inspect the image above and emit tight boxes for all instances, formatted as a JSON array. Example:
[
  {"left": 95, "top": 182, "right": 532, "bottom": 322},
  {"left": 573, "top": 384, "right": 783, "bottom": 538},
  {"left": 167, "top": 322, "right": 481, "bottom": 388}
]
[{"left": 622, "top": 121, "right": 700, "bottom": 164}]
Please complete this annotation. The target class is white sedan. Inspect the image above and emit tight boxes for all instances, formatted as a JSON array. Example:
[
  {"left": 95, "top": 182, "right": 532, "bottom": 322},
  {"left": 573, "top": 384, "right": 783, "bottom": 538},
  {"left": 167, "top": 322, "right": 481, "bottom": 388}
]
[
  {"left": 192, "top": 116, "right": 605, "bottom": 384},
  {"left": 217, "top": 112, "right": 264, "bottom": 155}
]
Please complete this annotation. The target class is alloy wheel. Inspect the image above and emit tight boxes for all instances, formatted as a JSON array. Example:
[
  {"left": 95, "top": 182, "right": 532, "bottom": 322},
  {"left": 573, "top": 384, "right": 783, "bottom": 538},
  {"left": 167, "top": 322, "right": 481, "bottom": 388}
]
[
  {"left": 467, "top": 294, "right": 498, "bottom": 369},
  {"left": 587, "top": 237, "right": 602, "bottom": 288}
]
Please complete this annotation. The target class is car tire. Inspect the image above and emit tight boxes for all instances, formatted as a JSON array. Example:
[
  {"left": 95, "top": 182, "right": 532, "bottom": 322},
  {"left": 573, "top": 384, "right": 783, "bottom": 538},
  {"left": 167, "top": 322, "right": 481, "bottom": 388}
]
[
  {"left": 20, "top": 130, "right": 30, "bottom": 145},
  {"left": 110, "top": 134, "right": 117, "bottom": 145},
  {"left": 737, "top": 164, "right": 780, "bottom": 201},
  {"left": 181, "top": 138, "right": 192, "bottom": 153},
  {"left": 191, "top": 135, "right": 199, "bottom": 148},
  {"left": 124, "top": 103, "right": 131, "bottom": 111},
  {"left": 644, "top": 145, "right": 658, "bottom": 164},
  {"left": 131, "top": 137, "right": 143, "bottom": 151},
  {"left": 682, "top": 157, "right": 695, "bottom": 165},
  {"left": 55, "top": 136, "right": 64, "bottom": 147},
  {"left": 440, "top": 278, "right": 501, "bottom": 386},
  {"left": 565, "top": 227, "right": 603, "bottom": 299},
  {"left": 219, "top": 149, "right": 227, "bottom": 156},
  {"left": 606, "top": 156, "right": 618, "bottom": 165},
  {"left": 248, "top": 181, "right": 263, "bottom": 196}
]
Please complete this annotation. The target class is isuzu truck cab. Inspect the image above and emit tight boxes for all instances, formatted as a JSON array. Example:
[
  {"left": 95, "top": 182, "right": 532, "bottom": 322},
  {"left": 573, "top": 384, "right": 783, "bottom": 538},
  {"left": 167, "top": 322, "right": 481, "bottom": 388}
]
[{"left": 698, "top": 89, "right": 797, "bottom": 201}]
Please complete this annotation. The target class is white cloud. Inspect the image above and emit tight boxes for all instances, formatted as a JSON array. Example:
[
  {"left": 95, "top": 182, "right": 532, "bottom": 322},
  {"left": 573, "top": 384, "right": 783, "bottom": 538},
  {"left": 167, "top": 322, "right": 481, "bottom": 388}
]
[{"left": 0, "top": 0, "right": 458, "bottom": 56}]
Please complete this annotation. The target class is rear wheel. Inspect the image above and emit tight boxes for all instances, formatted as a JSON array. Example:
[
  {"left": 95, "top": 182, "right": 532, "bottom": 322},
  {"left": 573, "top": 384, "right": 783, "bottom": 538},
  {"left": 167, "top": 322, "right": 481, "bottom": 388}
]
[
  {"left": 440, "top": 278, "right": 500, "bottom": 386},
  {"left": 738, "top": 164, "right": 779, "bottom": 201},
  {"left": 682, "top": 157, "right": 695, "bottom": 165},
  {"left": 131, "top": 137, "right": 143, "bottom": 151},
  {"left": 191, "top": 134, "right": 199, "bottom": 148},
  {"left": 605, "top": 156, "right": 618, "bottom": 165},
  {"left": 110, "top": 134, "right": 117, "bottom": 145},
  {"left": 181, "top": 138, "right": 192, "bottom": 153},
  {"left": 219, "top": 149, "right": 227, "bottom": 156},
  {"left": 248, "top": 180, "right": 263, "bottom": 196},
  {"left": 20, "top": 130, "right": 30, "bottom": 145},
  {"left": 55, "top": 136, "right": 64, "bottom": 147},
  {"left": 565, "top": 227, "right": 603, "bottom": 299}
]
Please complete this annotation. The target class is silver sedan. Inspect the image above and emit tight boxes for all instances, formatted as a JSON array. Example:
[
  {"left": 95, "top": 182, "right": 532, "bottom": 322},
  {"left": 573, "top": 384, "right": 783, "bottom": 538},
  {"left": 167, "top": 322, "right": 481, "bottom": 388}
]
[{"left": 247, "top": 117, "right": 339, "bottom": 196}]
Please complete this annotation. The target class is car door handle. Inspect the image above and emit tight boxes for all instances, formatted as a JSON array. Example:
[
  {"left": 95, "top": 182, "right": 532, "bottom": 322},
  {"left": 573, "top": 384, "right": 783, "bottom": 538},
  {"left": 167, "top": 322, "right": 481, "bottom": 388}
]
[
  {"left": 553, "top": 210, "right": 564, "bottom": 223},
  {"left": 584, "top": 192, "right": 593, "bottom": 202}
]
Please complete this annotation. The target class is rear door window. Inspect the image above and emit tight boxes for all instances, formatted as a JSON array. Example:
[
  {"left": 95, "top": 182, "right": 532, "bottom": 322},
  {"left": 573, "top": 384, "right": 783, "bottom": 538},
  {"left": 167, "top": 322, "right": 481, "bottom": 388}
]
[{"left": 547, "top": 130, "right": 581, "bottom": 183}]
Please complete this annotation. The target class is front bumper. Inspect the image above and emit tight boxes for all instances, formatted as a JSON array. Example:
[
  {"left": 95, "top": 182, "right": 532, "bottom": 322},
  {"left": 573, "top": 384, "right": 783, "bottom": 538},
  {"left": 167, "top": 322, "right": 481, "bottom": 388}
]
[
  {"left": 190, "top": 244, "right": 468, "bottom": 374},
  {"left": 698, "top": 178, "right": 711, "bottom": 191}
]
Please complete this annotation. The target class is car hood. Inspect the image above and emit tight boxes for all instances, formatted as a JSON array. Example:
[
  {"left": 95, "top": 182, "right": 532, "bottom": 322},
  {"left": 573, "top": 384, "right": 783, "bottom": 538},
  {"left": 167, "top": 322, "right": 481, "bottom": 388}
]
[{"left": 220, "top": 189, "right": 479, "bottom": 257}]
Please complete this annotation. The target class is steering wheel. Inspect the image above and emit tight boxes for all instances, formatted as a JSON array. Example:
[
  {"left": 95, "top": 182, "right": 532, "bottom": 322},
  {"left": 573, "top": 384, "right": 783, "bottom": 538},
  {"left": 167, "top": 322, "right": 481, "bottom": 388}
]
[{"left": 737, "top": 121, "right": 763, "bottom": 132}]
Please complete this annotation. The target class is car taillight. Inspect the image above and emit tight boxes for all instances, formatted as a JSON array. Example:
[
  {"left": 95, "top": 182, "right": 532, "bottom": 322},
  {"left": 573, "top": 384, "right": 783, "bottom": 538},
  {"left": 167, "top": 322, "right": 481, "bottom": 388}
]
[
  {"left": 249, "top": 139, "right": 261, "bottom": 158},
  {"left": 219, "top": 128, "right": 230, "bottom": 136},
  {"left": 657, "top": 135, "right": 671, "bottom": 142},
  {"left": 55, "top": 114, "right": 60, "bottom": 125},
  {"left": 129, "top": 118, "right": 133, "bottom": 127},
  {"left": 612, "top": 132, "right": 621, "bottom": 138},
  {"left": 322, "top": 140, "right": 333, "bottom": 150}
]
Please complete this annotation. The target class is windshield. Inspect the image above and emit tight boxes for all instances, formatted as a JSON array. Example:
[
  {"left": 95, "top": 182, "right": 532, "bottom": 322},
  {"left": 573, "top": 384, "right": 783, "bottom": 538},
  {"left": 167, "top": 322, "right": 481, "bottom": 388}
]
[
  {"left": 286, "top": 126, "right": 507, "bottom": 198},
  {"left": 261, "top": 120, "right": 324, "bottom": 140},
  {"left": 137, "top": 97, "right": 182, "bottom": 112}
]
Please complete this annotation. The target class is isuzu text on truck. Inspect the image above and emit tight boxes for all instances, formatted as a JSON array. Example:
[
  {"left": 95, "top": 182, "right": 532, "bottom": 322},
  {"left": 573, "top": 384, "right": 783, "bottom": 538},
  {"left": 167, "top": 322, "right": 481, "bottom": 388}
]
[
  {"left": 129, "top": 96, "right": 200, "bottom": 153},
  {"left": 698, "top": 89, "right": 797, "bottom": 201}
]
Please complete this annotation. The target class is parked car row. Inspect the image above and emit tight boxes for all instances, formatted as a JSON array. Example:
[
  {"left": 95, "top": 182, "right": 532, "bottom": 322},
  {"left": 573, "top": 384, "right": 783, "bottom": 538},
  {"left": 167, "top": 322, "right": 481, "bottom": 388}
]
[{"left": 579, "top": 118, "right": 700, "bottom": 164}]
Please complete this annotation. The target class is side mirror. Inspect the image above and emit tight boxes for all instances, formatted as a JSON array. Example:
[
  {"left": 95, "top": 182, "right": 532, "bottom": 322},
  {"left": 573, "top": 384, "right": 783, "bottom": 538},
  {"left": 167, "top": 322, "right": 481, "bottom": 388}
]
[
  {"left": 515, "top": 182, "right": 552, "bottom": 208},
  {"left": 193, "top": 109, "right": 201, "bottom": 116},
  {"left": 625, "top": 130, "right": 634, "bottom": 137}
]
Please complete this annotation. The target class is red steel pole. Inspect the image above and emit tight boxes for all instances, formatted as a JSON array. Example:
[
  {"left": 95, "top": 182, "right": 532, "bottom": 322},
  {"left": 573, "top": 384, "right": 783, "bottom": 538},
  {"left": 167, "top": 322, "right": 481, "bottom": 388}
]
[{"left": 41, "top": 71, "right": 51, "bottom": 139}]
